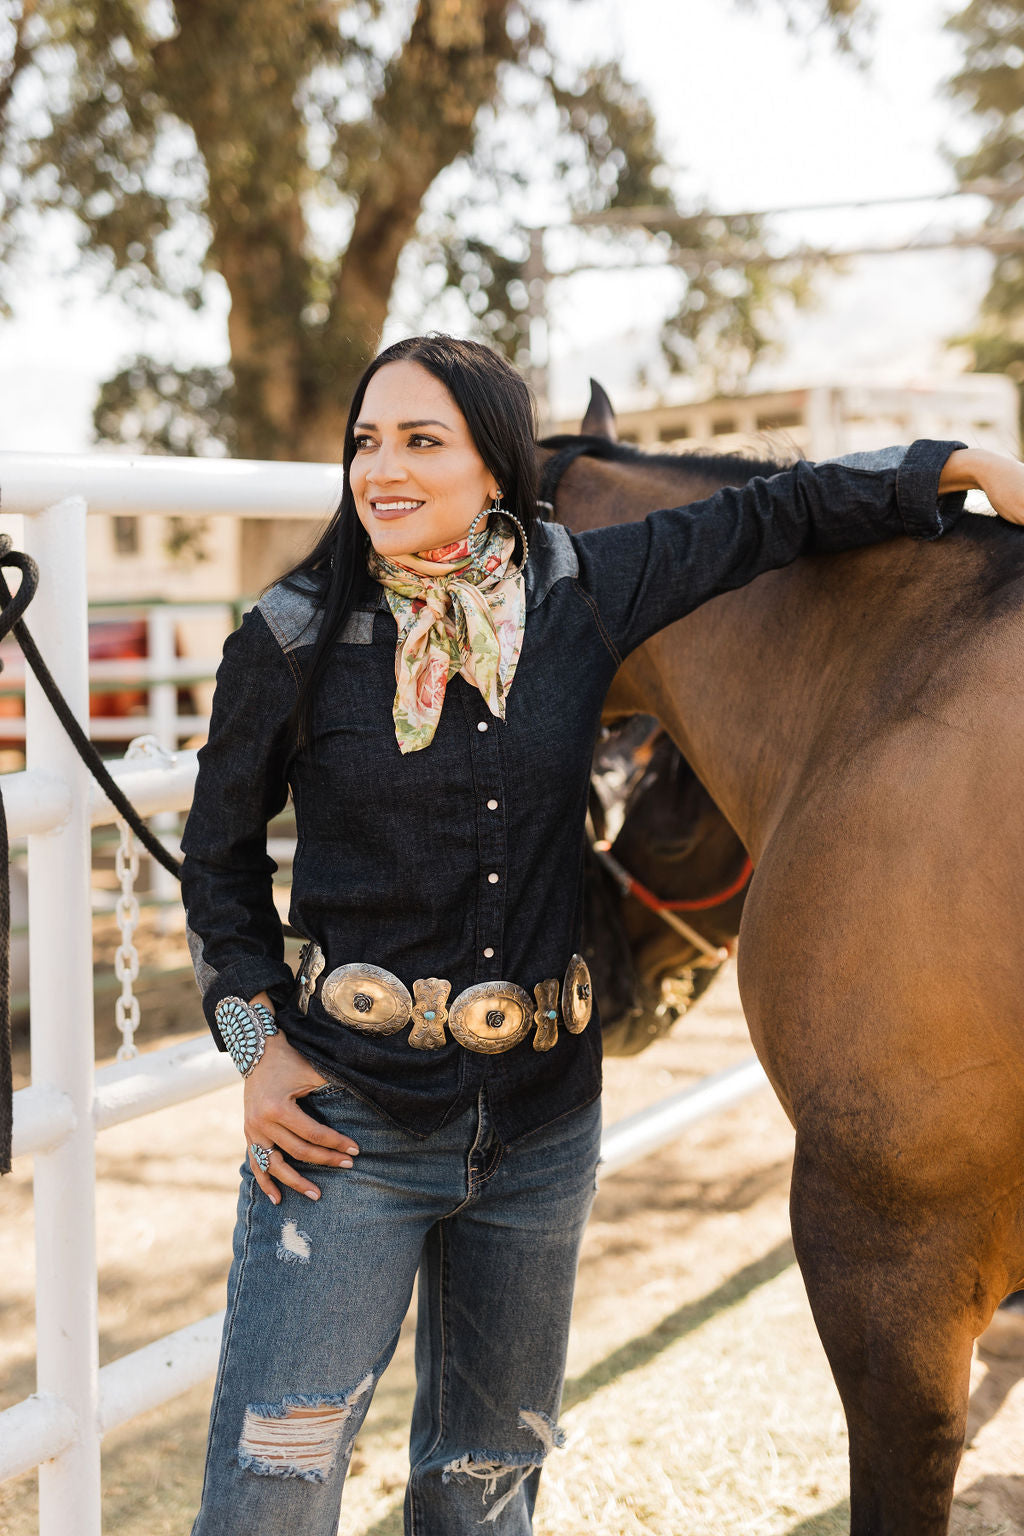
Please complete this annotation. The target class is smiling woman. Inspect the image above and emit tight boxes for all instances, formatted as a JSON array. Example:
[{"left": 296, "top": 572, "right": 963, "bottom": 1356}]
[
  {"left": 350, "top": 365, "right": 502, "bottom": 560},
  {"left": 177, "top": 331, "right": 1024, "bottom": 1536}
]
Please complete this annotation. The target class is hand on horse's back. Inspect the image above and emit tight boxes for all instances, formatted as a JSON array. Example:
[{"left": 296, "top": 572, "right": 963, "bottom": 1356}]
[{"left": 939, "top": 448, "right": 1024, "bottom": 525}]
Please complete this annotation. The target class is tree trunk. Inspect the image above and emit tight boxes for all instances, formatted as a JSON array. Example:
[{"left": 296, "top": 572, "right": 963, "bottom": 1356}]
[{"left": 155, "top": 0, "right": 515, "bottom": 475}]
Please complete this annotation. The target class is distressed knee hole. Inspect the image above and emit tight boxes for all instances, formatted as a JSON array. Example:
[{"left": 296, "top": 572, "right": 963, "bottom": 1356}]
[
  {"left": 518, "top": 1408, "right": 564, "bottom": 1455},
  {"left": 276, "top": 1219, "right": 311, "bottom": 1264},
  {"left": 442, "top": 1407, "right": 566, "bottom": 1522},
  {"left": 238, "top": 1373, "right": 373, "bottom": 1483}
]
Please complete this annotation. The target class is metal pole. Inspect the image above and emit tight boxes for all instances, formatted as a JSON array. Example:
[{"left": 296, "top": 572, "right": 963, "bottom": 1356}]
[
  {"left": 599, "top": 1057, "right": 769, "bottom": 1176},
  {"left": 147, "top": 605, "right": 178, "bottom": 933},
  {"left": 25, "top": 497, "right": 102, "bottom": 1535}
]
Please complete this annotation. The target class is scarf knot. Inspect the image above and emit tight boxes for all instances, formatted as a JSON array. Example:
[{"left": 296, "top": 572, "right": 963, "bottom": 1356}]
[{"left": 367, "top": 523, "right": 526, "bottom": 754}]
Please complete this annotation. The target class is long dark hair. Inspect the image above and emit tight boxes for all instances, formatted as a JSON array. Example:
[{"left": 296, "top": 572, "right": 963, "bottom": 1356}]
[{"left": 278, "top": 334, "right": 539, "bottom": 747}]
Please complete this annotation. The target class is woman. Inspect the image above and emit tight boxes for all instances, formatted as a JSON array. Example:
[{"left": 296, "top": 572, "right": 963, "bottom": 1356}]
[{"left": 181, "top": 334, "right": 1024, "bottom": 1535}]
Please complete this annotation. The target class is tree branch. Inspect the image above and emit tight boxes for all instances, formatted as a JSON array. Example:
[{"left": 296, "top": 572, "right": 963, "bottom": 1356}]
[{"left": 326, "top": 0, "right": 516, "bottom": 369}]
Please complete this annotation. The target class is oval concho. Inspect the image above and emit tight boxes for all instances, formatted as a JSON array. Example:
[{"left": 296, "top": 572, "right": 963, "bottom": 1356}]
[
  {"left": 448, "top": 981, "right": 533, "bottom": 1054},
  {"left": 320, "top": 963, "right": 412, "bottom": 1035},
  {"left": 561, "top": 953, "right": 593, "bottom": 1034}
]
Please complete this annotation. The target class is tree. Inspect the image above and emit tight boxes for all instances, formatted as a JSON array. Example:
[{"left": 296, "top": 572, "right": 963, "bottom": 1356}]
[
  {"left": 946, "top": 0, "right": 1024, "bottom": 421},
  {"left": 1, "top": 0, "right": 865, "bottom": 471},
  {"left": 0, "top": 0, "right": 39, "bottom": 310}
]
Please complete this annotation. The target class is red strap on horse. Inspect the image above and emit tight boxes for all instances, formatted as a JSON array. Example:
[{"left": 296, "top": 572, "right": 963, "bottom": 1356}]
[
  {"left": 653, "top": 855, "right": 754, "bottom": 912},
  {"left": 594, "top": 843, "right": 753, "bottom": 914}
]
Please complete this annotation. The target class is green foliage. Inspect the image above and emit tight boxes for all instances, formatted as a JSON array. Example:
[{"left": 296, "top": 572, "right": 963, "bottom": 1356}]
[
  {"left": 946, "top": 0, "right": 1024, "bottom": 426},
  {"left": 93, "top": 357, "right": 237, "bottom": 454}
]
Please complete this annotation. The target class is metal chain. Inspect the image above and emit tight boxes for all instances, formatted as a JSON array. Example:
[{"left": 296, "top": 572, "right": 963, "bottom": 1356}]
[
  {"left": 110, "top": 734, "right": 179, "bottom": 1059},
  {"left": 113, "top": 816, "right": 141, "bottom": 1061}
]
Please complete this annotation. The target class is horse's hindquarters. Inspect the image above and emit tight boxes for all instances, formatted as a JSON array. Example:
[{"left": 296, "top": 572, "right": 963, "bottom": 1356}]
[{"left": 737, "top": 749, "right": 1024, "bottom": 1534}]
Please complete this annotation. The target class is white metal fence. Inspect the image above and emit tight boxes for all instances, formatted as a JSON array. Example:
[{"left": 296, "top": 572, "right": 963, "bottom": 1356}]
[{"left": 0, "top": 453, "right": 768, "bottom": 1536}]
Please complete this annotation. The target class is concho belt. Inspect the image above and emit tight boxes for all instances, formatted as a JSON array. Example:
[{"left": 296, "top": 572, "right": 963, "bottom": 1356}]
[{"left": 295, "top": 941, "right": 592, "bottom": 1055}]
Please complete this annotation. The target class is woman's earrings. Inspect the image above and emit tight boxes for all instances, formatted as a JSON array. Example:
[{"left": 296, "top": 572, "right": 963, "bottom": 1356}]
[
  {"left": 467, "top": 493, "right": 530, "bottom": 565},
  {"left": 501, "top": 511, "right": 529, "bottom": 564}
]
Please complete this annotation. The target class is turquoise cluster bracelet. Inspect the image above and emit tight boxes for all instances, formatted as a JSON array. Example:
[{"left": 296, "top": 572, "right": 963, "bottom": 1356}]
[{"left": 214, "top": 996, "right": 280, "bottom": 1076}]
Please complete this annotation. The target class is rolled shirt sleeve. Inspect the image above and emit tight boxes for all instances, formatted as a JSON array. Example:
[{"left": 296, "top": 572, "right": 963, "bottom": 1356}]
[
  {"left": 180, "top": 607, "right": 298, "bottom": 1048},
  {"left": 572, "top": 438, "right": 968, "bottom": 659}
]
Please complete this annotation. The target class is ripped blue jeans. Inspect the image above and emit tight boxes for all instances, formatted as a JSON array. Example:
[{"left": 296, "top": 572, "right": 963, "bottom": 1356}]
[{"left": 191, "top": 1084, "right": 601, "bottom": 1536}]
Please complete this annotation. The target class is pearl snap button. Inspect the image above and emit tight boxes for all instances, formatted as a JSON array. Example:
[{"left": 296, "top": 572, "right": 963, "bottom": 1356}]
[
  {"left": 483, "top": 947, "right": 495, "bottom": 958},
  {"left": 486, "top": 798, "right": 498, "bottom": 810},
  {"left": 487, "top": 872, "right": 499, "bottom": 884},
  {"left": 477, "top": 721, "right": 488, "bottom": 732}
]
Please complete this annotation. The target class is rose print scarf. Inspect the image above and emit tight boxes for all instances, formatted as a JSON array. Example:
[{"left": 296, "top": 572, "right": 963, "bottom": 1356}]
[{"left": 366, "top": 521, "right": 526, "bottom": 755}]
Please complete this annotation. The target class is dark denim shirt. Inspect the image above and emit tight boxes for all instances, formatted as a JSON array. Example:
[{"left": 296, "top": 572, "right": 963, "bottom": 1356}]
[{"left": 180, "top": 440, "right": 966, "bottom": 1143}]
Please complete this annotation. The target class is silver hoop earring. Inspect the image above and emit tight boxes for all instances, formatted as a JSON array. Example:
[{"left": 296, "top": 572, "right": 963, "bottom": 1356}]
[
  {"left": 467, "top": 509, "right": 489, "bottom": 539},
  {"left": 500, "top": 511, "right": 529, "bottom": 565}
]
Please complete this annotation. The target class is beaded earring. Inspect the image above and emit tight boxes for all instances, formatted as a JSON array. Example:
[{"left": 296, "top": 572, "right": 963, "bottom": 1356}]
[
  {"left": 467, "top": 494, "right": 530, "bottom": 564},
  {"left": 500, "top": 511, "right": 530, "bottom": 564}
]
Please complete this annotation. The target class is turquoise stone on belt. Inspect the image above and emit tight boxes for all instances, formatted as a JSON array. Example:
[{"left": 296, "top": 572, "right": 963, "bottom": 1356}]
[
  {"left": 409, "top": 978, "right": 451, "bottom": 1051},
  {"left": 532, "top": 978, "right": 561, "bottom": 1054}
]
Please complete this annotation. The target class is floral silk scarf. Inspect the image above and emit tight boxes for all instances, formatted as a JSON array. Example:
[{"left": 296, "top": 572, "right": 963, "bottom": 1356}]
[{"left": 366, "top": 521, "right": 526, "bottom": 755}]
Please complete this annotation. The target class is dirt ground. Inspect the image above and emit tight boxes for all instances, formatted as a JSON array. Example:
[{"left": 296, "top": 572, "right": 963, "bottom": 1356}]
[{"left": 4, "top": 962, "right": 1024, "bottom": 1536}]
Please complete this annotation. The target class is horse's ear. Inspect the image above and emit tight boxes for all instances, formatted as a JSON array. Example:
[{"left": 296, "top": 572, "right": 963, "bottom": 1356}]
[{"left": 581, "top": 379, "right": 618, "bottom": 441}]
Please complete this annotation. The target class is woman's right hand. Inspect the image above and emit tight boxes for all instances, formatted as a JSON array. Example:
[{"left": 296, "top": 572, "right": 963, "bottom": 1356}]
[{"left": 243, "top": 1028, "right": 360, "bottom": 1204}]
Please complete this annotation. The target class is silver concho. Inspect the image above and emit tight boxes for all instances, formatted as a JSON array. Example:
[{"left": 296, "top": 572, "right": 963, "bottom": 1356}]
[
  {"left": 296, "top": 940, "right": 325, "bottom": 1016},
  {"left": 409, "top": 977, "right": 451, "bottom": 1051},
  {"left": 320, "top": 963, "right": 412, "bottom": 1034},
  {"left": 561, "top": 953, "right": 592, "bottom": 1034},
  {"left": 532, "top": 978, "right": 560, "bottom": 1053},
  {"left": 448, "top": 980, "right": 533, "bottom": 1054}
]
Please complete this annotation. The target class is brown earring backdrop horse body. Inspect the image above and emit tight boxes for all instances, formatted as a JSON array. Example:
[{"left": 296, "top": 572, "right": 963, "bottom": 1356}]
[{"left": 541, "top": 425, "right": 1024, "bottom": 1534}]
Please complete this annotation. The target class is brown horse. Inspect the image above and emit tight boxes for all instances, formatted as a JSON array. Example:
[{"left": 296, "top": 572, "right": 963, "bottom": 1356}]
[{"left": 540, "top": 390, "right": 1024, "bottom": 1535}]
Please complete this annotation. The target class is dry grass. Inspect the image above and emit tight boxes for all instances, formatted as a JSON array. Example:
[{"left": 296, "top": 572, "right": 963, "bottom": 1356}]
[{"left": 4, "top": 965, "right": 1024, "bottom": 1536}]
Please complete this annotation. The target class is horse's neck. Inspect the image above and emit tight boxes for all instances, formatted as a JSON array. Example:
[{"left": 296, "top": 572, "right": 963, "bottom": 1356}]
[
  {"left": 556, "top": 453, "right": 848, "bottom": 855},
  {"left": 612, "top": 571, "right": 831, "bottom": 858},
  {"left": 553, "top": 453, "right": 1020, "bottom": 858},
  {"left": 613, "top": 532, "right": 983, "bottom": 857}
]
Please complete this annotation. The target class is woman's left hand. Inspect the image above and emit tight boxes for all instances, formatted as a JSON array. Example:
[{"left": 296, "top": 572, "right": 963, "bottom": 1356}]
[{"left": 939, "top": 448, "right": 1024, "bottom": 526}]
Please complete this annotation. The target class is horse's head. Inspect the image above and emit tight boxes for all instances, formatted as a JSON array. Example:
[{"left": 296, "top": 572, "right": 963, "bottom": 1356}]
[{"left": 537, "top": 378, "right": 789, "bottom": 529}]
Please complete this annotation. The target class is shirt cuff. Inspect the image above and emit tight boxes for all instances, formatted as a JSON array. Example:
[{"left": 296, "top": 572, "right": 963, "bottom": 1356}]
[
  {"left": 202, "top": 960, "right": 296, "bottom": 1049},
  {"left": 896, "top": 439, "right": 969, "bottom": 541}
]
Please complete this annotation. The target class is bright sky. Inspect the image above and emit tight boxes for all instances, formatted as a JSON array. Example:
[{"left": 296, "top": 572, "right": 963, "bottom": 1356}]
[{"left": 0, "top": 0, "right": 998, "bottom": 452}]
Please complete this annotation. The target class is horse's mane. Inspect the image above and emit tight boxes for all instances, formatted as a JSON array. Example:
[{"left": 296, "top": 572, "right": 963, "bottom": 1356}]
[
  {"left": 540, "top": 433, "right": 1024, "bottom": 630},
  {"left": 538, "top": 432, "right": 788, "bottom": 488}
]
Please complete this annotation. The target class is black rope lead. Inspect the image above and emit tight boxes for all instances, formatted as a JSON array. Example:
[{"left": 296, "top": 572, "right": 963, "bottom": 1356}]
[
  {"left": 0, "top": 537, "right": 39, "bottom": 1171},
  {"left": 0, "top": 781, "right": 10, "bottom": 1175},
  {"left": 0, "top": 535, "right": 187, "bottom": 1173},
  {"left": 0, "top": 537, "right": 183, "bottom": 879}
]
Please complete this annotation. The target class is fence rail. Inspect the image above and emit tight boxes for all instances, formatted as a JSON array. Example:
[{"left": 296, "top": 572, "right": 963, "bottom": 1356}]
[{"left": 0, "top": 452, "right": 769, "bottom": 1535}]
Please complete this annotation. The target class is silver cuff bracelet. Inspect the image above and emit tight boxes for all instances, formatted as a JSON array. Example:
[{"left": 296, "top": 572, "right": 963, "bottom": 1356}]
[{"left": 215, "top": 995, "right": 280, "bottom": 1076}]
